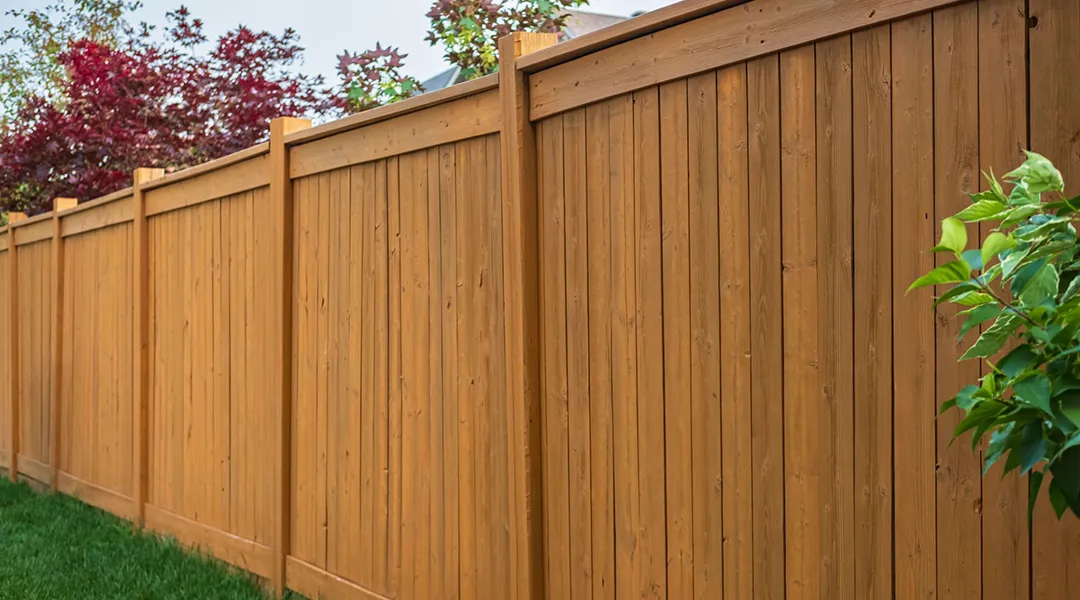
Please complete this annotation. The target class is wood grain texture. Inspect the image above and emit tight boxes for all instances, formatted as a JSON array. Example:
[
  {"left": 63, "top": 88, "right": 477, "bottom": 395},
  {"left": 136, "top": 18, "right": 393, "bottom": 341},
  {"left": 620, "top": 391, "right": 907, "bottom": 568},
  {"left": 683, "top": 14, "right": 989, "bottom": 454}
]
[
  {"left": 932, "top": 5, "right": 983, "bottom": 598},
  {"left": 815, "top": 33, "right": 855, "bottom": 600},
  {"left": 747, "top": 54, "right": 785, "bottom": 600},
  {"left": 528, "top": 0, "right": 968, "bottom": 119},
  {"left": 852, "top": 24, "right": 893, "bottom": 600},
  {"left": 890, "top": 15, "right": 937, "bottom": 600}
]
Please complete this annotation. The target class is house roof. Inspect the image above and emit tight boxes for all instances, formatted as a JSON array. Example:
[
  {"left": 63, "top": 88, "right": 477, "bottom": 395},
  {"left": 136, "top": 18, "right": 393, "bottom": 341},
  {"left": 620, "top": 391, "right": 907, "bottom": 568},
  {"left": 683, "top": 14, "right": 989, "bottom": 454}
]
[{"left": 419, "top": 9, "right": 630, "bottom": 92}]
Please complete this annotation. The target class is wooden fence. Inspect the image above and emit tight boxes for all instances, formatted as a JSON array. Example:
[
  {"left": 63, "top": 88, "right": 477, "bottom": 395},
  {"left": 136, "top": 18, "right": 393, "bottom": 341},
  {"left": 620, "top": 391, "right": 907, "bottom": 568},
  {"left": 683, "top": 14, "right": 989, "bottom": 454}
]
[{"left": 1, "top": 0, "right": 1079, "bottom": 598}]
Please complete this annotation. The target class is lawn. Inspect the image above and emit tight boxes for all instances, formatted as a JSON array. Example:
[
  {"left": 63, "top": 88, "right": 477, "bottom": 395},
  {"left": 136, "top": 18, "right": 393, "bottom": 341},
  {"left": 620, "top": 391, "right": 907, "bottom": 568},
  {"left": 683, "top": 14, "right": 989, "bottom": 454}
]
[{"left": 0, "top": 476, "right": 295, "bottom": 599}]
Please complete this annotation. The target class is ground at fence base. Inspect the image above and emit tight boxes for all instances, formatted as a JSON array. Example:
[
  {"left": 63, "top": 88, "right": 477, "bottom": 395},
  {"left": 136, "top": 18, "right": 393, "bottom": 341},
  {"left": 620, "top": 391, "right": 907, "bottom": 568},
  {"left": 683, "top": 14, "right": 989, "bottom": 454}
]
[{"left": 0, "top": 475, "right": 307, "bottom": 600}]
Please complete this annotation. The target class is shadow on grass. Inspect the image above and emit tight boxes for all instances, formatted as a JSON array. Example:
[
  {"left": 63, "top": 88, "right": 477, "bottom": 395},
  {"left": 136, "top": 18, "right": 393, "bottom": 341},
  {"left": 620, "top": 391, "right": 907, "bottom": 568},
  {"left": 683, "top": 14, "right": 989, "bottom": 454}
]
[{"left": 0, "top": 477, "right": 307, "bottom": 599}]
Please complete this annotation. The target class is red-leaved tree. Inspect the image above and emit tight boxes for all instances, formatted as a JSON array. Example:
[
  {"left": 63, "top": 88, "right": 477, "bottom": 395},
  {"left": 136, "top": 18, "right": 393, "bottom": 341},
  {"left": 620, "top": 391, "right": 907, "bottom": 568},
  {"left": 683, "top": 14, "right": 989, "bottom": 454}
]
[{"left": 0, "top": 6, "right": 330, "bottom": 214}]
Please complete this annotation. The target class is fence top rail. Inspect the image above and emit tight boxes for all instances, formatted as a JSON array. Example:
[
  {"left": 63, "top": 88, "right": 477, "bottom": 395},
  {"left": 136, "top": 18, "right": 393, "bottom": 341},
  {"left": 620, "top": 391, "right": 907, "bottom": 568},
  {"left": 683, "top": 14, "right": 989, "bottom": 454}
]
[
  {"left": 11, "top": 211, "right": 53, "bottom": 228},
  {"left": 285, "top": 73, "right": 499, "bottom": 147},
  {"left": 59, "top": 187, "right": 133, "bottom": 219},
  {"left": 141, "top": 142, "right": 269, "bottom": 193},
  {"left": 516, "top": 0, "right": 749, "bottom": 72}
]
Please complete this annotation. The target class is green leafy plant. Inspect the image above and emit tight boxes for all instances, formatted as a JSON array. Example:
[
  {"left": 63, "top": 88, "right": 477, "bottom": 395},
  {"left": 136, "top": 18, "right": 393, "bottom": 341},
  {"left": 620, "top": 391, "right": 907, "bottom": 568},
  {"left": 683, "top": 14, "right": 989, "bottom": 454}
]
[{"left": 912, "top": 152, "right": 1080, "bottom": 522}]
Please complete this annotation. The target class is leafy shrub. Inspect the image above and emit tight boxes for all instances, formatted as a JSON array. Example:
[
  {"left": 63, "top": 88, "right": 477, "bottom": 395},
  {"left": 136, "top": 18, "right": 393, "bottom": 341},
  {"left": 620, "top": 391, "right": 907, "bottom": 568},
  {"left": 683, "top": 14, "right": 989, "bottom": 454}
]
[{"left": 912, "top": 152, "right": 1080, "bottom": 521}]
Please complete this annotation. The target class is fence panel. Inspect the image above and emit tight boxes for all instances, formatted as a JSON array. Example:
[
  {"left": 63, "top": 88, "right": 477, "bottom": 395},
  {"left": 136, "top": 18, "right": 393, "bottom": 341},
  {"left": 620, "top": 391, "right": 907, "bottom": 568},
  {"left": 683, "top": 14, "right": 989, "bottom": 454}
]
[
  {"left": 285, "top": 78, "right": 511, "bottom": 598},
  {"left": 0, "top": 242, "right": 9, "bottom": 470},
  {"left": 143, "top": 154, "right": 275, "bottom": 577},
  {"left": 57, "top": 197, "right": 136, "bottom": 516},
  {"left": 15, "top": 220, "right": 53, "bottom": 481}
]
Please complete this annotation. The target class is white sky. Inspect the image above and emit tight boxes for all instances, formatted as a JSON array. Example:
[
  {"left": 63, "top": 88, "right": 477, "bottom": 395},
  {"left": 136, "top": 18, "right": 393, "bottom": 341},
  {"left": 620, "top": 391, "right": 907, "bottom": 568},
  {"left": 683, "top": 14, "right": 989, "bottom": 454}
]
[{"left": 3, "top": 0, "right": 678, "bottom": 84}]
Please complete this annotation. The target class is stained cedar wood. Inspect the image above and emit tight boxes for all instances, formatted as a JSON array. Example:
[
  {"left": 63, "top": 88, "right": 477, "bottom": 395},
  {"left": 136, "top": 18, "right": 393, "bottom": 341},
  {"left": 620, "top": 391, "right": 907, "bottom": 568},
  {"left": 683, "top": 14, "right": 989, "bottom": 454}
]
[
  {"left": 269, "top": 116, "right": 309, "bottom": 595},
  {"left": 488, "top": 132, "right": 513, "bottom": 599},
  {"left": 584, "top": 101, "right": 615, "bottom": 600},
  {"left": 293, "top": 174, "right": 317, "bottom": 566},
  {"left": 437, "top": 143, "right": 460, "bottom": 599},
  {"left": 687, "top": 70, "right": 723, "bottom": 600},
  {"left": 0, "top": 250, "right": 9, "bottom": 471},
  {"left": 324, "top": 169, "right": 343, "bottom": 576},
  {"left": 634, "top": 85, "right": 668, "bottom": 600},
  {"left": 286, "top": 556, "right": 395, "bottom": 600},
  {"left": 932, "top": 5, "right": 982, "bottom": 597},
  {"left": 527, "top": 0, "right": 970, "bottom": 120},
  {"left": 315, "top": 170, "right": 331, "bottom": 569},
  {"left": 658, "top": 79, "right": 693, "bottom": 600},
  {"left": 468, "top": 138, "right": 493, "bottom": 600},
  {"left": 288, "top": 90, "right": 501, "bottom": 180},
  {"left": 814, "top": 34, "right": 855, "bottom": 600},
  {"left": 144, "top": 155, "right": 267, "bottom": 218},
  {"left": 1030, "top": 0, "right": 1080, "bottom": 596},
  {"left": 496, "top": 33, "right": 557, "bottom": 600},
  {"left": 386, "top": 154, "right": 403, "bottom": 597},
  {"left": 373, "top": 158, "right": 391, "bottom": 596},
  {"left": 50, "top": 199, "right": 75, "bottom": 489},
  {"left": 716, "top": 62, "right": 754, "bottom": 600},
  {"left": 891, "top": 15, "right": 937, "bottom": 599},
  {"left": 779, "top": 44, "right": 820, "bottom": 599},
  {"left": 454, "top": 140, "right": 478, "bottom": 600},
  {"left": 538, "top": 114, "right": 571, "bottom": 600},
  {"left": 977, "top": 1, "right": 1029, "bottom": 598},
  {"left": 425, "top": 146, "right": 444, "bottom": 599},
  {"left": 400, "top": 149, "right": 432, "bottom": 599},
  {"left": 562, "top": 107, "right": 593, "bottom": 600},
  {"left": 353, "top": 163, "right": 372, "bottom": 586},
  {"left": 852, "top": 24, "right": 893, "bottom": 599},
  {"left": 607, "top": 92, "right": 642, "bottom": 600},
  {"left": 747, "top": 54, "right": 785, "bottom": 600}
]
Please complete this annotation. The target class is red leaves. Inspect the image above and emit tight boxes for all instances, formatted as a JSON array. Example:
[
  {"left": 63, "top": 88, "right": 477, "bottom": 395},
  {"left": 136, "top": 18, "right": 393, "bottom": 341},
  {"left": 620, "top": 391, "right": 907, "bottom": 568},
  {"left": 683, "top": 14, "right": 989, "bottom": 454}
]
[
  {"left": 336, "top": 43, "right": 422, "bottom": 114},
  {"left": 0, "top": 7, "right": 330, "bottom": 214}
]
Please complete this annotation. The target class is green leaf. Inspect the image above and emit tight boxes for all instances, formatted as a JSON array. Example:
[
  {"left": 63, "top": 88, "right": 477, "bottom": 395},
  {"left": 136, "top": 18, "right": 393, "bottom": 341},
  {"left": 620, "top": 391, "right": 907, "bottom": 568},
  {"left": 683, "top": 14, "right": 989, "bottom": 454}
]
[
  {"left": 954, "top": 384, "right": 980, "bottom": 411},
  {"left": 1061, "top": 275, "right": 1080, "bottom": 304},
  {"left": 908, "top": 260, "right": 971, "bottom": 293},
  {"left": 1010, "top": 257, "right": 1049, "bottom": 297},
  {"left": 955, "top": 199, "right": 1009, "bottom": 222},
  {"left": 1001, "top": 205, "right": 1041, "bottom": 228},
  {"left": 1014, "top": 373, "right": 1052, "bottom": 414},
  {"left": 954, "top": 399, "right": 1007, "bottom": 438},
  {"left": 1060, "top": 393, "right": 1080, "bottom": 429},
  {"left": 1009, "top": 184, "right": 1036, "bottom": 206},
  {"left": 1019, "top": 263, "right": 1059, "bottom": 306},
  {"left": 1050, "top": 477, "right": 1069, "bottom": 518},
  {"left": 958, "top": 304, "right": 1001, "bottom": 340},
  {"left": 1005, "top": 150, "right": 1065, "bottom": 194},
  {"left": 961, "top": 249, "right": 983, "bottom": 272},
  {"left": 954, "top": 292, "right": 992, "bottom": 307},
  {"left": 1049, "top": 447, "right": 1080, "bottom": 517},
  {"left": 934, "top": 281, "right": 980, "bottom": 307},
  {"left": 961, "top": 313, "right": 1022, "bottom": 360},
  {"left": 981, "top": 232, "right": 1016, "bottom": 269},
  {"left": 985, "top": 168, "right": 1007, "bottom": 201},
  {"left": 1029, "top": 470, "right": 1045, "bottom": 525},
  {"left": 930, "top": 217, "right": 967, "bottom": 254},
  {"left": 985, "top": 423, "right": 1017, "bottom": 475},
  {"left": 996, "top": 344, "right": 1038, "bottom": 378},
  {"left": 1001, "top": 245, "right": 1031, "bottom": 279},
  {"left": 1018, "top": 421, "right": 1048, "bottom": 474}
]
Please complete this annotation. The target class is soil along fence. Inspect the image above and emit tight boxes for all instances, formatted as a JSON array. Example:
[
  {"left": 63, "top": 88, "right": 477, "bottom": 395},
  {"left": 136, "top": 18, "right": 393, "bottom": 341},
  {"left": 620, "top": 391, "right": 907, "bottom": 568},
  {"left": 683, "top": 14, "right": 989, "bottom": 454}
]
[{"left": 1, "top": 0, "right": 1078, "bottom": 598}]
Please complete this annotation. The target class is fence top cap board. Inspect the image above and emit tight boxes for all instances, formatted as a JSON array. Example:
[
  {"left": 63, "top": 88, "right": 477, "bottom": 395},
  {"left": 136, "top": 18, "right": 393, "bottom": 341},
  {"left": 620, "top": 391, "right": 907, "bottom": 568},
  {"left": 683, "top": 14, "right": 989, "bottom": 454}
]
[
  {"left": 59, "top": 187, "right": 133, "bottom": 218},
  {"left": 139, "top": 142, "right": 269, "bottom": 193},
  {"left": 285, "top": 73, "right": 499, "bottom": 146},
  {"left": 11, "top": 211, "right": 53, "bottom": 228},
  {"left": 516, "top": 0, "right": 749, "bottom": 72}
]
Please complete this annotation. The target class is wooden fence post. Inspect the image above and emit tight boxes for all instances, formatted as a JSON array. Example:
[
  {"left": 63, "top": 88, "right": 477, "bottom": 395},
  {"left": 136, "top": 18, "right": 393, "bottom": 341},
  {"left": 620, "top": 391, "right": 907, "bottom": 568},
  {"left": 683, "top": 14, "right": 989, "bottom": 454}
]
[
  {"left": 498, "top": 31, "right": 557, "bottom": 600},
  {"left": 133, "top": 167, "right": 164, "bottom": 525},
  {"left": 269, "top": 116, "right": 310, "bottom": 596},
  {"left": 7, "top": 212, "right": 26, "bottom": 483},
  {"left": 50, "top": 197, "right": 77, "bottom": 491}
]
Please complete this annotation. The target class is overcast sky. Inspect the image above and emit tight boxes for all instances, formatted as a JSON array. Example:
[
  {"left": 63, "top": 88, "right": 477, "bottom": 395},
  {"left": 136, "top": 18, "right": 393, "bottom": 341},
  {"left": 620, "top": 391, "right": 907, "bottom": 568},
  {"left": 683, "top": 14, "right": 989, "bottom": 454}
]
[{"left": 5, "top": 0, "right": 678, "bottom": 84}]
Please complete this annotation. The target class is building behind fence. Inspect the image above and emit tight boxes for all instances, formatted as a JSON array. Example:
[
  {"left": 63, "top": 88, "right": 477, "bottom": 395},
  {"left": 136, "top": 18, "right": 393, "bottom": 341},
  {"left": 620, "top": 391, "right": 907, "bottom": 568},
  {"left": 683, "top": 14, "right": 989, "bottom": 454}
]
[{"left": 1, "top": 0, "right": 1078, "bottom": 598}]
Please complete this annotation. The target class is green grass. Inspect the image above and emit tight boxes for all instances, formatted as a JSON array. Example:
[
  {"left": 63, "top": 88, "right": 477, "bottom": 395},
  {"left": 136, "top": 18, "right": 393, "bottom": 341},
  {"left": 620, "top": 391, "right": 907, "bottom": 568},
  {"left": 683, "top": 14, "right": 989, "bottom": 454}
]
[{"left": 0, "top": 476, "right": 291, "bottom": 600}]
